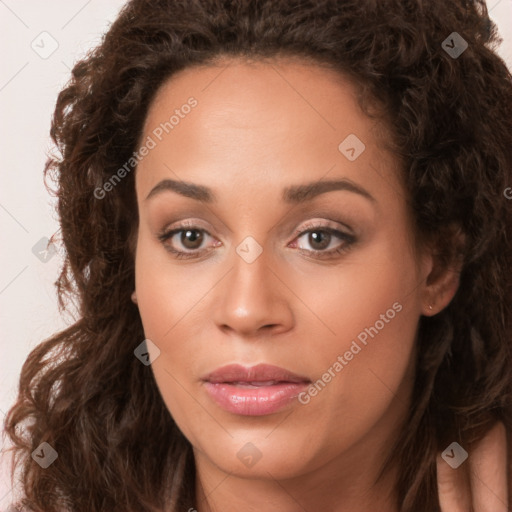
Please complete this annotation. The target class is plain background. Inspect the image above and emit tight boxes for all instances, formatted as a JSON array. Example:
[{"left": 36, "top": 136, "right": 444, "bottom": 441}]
[{"left": 0, "top": 0, "right": 511, "bottom": 504}]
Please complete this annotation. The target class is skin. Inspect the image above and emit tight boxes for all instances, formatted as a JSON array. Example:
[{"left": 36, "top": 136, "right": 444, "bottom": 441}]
[
  {"left": 131, "top": 57, "right": 507, "bottom": 511},
  {"left": 437, "top": 421, "right": 509, "bottom": 511}
]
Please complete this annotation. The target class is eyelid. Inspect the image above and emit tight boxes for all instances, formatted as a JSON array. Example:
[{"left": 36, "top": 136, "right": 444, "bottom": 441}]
[
  {"left": 157, "top": 218, "right": 211, "bottom": 237},
  {"left": 294, "top": 219, "right": 355, "bottom": 237}
]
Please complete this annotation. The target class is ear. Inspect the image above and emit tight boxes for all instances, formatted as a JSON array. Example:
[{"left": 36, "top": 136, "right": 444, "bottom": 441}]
[
  {"left": 131, "top": 291, "right": 138, "bottom": 305},
  {"left": 420, "top": 224, "right": 465, "bottom": 317}
]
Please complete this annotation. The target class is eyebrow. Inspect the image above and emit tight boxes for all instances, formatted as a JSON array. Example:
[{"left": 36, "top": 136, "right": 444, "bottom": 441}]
[
  {"left": 145, "top": 178, "right": 375, "bottom": 203},
  {"left": 145, "top": 179, "right": 213, "bottom": 202}
]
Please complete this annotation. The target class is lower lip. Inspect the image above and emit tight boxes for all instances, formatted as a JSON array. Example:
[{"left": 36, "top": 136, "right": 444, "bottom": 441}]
[{"left": 203, "top": 381, "right": 309, "bottom": 416}]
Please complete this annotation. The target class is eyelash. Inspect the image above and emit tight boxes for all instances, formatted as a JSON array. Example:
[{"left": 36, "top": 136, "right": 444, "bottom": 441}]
[{"left": 157, "top": 220, "right": 356, "bottom": 261}]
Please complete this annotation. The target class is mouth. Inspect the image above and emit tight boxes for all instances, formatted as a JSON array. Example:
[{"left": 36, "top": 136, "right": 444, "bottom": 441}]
[
  {"left": 221, "top": 380, "right": 298, "bottom": 387},
  {"left": 202, "top": 363, "right": 311, "bottom": 384},
  {"left": 202, "top": 364, "right": 311, "bottom": 416}
]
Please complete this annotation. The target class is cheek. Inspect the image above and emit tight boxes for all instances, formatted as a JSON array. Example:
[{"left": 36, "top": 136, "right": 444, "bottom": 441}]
[
  {"left": 134, "top": 229, "right": 214, "bottom": 341},
  {"left": 133, "top": 235, "right": 221, "bottom": 420},
  {"left": 290, "top": 237, "right": 420, "bottom": 443}
]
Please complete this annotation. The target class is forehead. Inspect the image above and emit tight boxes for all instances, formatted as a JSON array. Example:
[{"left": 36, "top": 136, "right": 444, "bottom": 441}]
[{"left": 135, "top": 57, "right": 399, "bottom": 203}]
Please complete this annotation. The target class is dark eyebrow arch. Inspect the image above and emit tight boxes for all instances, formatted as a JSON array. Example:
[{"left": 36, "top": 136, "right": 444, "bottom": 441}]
[
  {"left": 145, "top": 178, "right": 375, "bottom": 204},
  {"left": 282, "top": 179, "right": 375, "bottom": 203},
  {"left": 145, "top": 179, "right": 215, "bottom": 202}
]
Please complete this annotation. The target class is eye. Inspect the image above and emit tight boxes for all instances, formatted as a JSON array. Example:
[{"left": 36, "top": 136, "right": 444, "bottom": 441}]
[
  {"left": 291, "top": 221, "right": 356, "bottom": 259},
  {"left": 157, "top": 220, "right": 356, "bottom": 260},
  {"left": 157, "top": 222, "right": 218, "bottom": 260}
]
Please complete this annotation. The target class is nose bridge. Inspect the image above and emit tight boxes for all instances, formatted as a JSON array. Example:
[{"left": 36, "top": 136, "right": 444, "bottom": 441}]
[{"left": 212, "top": 235, "right": 293, "bottom": 335}]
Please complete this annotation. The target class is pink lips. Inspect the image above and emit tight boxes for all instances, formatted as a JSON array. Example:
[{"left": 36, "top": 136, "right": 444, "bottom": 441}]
[{"left": 202, "top": 363, "right": 311, "bottom": 416}]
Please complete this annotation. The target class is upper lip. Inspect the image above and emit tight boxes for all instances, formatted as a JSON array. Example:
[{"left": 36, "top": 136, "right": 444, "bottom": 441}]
[{"left": 203, "top": 364, "right": 311, "bottom": 384}]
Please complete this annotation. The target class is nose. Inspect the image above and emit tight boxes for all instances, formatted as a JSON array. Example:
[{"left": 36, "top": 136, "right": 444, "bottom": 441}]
[{"left": 212, "top": 245, "right": 294, "bottom": 338}]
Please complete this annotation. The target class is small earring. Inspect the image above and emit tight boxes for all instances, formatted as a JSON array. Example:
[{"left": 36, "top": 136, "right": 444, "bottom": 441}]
[{"left": 428, "top": 304, "right": 433, "bottom": 311}]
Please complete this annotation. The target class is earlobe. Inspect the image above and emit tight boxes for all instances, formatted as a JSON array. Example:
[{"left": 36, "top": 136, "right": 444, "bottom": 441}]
[{"left": 131, "top": 291, "right": 138, "bottom": 305}]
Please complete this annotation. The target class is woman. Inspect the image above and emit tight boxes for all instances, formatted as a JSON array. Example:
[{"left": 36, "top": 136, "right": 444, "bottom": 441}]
[{"left": 3, "top": 0, "right": 511, "bottom": 510}]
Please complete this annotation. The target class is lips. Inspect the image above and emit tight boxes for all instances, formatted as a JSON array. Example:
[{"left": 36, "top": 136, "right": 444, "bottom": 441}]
[
  {"left": 203, "top": 363, "right": 311, "bottom": 385},
  {"left": 202, "top": 364, "right": 311, "bottom": 416}
]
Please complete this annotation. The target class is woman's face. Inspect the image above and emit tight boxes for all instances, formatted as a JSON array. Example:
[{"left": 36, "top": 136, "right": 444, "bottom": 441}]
[{"left": 134, "top": 57, "right": 432, "bottom": 485}]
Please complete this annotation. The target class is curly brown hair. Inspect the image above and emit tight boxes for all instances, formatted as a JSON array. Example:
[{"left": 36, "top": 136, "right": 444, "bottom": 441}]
[{"left": 3, "top": 0, "right": 512, "bottom": 510}]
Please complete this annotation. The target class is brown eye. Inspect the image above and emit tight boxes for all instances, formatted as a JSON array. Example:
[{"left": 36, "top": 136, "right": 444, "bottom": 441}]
[
  {"left": 305, "top": 231, "right": 332, "bottom": 251},
  {"left": 179, "top": 229, "right": 204, "bottom": 250},
  {"left": 157, "top": 225, "right": 217, "bottom": 260},
  {"left": 292, "top": 222, "right": 356, "bottom": 260}
]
